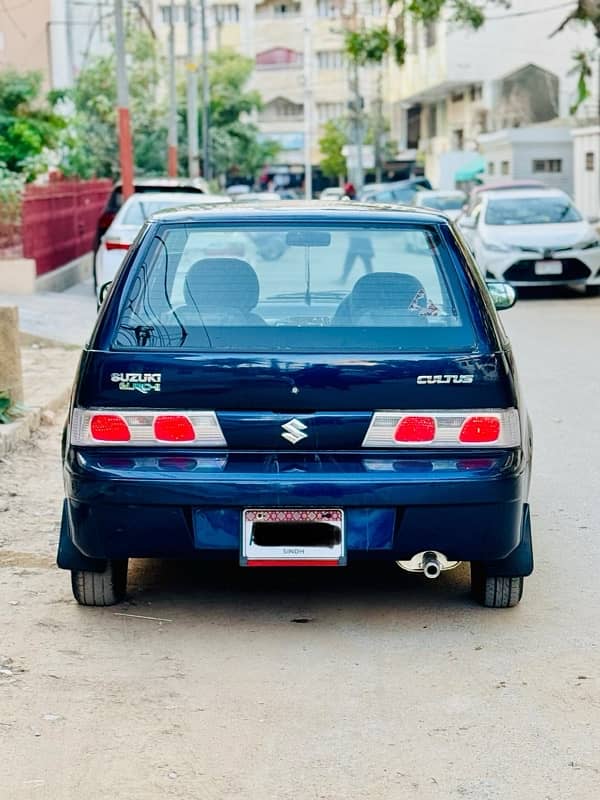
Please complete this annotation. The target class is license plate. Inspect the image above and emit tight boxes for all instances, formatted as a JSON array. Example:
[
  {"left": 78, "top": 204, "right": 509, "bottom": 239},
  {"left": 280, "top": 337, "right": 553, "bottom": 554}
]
[
  {"left": 535, "top": 260, "right": 562, "bottom": 276},
  {"left": 241, "top": 509, "right": 345, "bottom": 566}
]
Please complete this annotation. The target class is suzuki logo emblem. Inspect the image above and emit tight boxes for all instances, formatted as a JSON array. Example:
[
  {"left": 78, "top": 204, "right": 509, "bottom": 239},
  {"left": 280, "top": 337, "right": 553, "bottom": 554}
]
[{"left": 281, "top": 418, "right": 308, "bottom": 445}]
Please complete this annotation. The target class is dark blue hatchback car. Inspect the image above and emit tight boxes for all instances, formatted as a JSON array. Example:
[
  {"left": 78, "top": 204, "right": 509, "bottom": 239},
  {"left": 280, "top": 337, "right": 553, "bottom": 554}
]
[{"left": 57, "top": 202, "right": 533, "bottom": 607}]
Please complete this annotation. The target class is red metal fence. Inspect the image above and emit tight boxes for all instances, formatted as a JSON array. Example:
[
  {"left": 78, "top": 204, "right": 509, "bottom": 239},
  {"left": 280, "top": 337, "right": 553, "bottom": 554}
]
[{"left": 21, "top": 180, "right": 112, "bottom": 275}]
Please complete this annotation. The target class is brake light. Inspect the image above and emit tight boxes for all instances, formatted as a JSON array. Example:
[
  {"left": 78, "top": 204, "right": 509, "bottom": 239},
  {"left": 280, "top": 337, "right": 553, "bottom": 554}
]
[
  {"left": 154, "top": 415, "right": 195, "bottom": 442},
  {"left": 394, "top": 415, "right": 436, "bottom": 443},
  {"left": 459, "top": 416, "right": 500, "bottom": 443},
  {"left": 105, "top": 240, "right": 130, "bottom": 251},
  {"left": 363, "top": 410, "right": 520, "bottom": 448},
  {"left": 98, "top": 211, "right": 116, "bottom": 231},
  {"left": 90, "top": 414, "right": 131, "bottom": 442},
  {"left": 70, "top": 409, "right": 227, "bottom": 447}
]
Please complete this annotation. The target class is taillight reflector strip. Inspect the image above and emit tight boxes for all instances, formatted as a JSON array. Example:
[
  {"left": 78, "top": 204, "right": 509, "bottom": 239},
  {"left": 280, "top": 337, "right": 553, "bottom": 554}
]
[
  {"left": 104, "top": 240, "right": 130, "bottom": 251},
  {"left": 363, "top": 410, "right": 520, "bottom": 448},
  {"left": 71, "top": 409, "right": 227, "bottom": 447}
]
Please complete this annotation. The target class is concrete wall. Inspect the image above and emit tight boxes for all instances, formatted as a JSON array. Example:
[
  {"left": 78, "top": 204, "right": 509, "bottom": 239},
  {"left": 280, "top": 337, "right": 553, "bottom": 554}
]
[{"left": 572, "top": 126, "right": 600, "bottom": 218}]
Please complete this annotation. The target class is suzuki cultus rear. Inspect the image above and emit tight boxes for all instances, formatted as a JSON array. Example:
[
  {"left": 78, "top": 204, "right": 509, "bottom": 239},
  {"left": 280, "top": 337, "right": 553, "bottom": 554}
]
[{"left": 58, "top": 204, "right": 533, "bottom": 608}]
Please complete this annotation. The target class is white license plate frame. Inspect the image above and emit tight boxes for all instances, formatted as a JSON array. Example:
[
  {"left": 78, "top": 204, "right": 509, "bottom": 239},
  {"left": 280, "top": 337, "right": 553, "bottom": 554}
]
[
  {"left": 535, "top": 260, "right": 562, "bottom": 276},
  {"left": 241, "top": 508, "right": 346, "bottom": 567}
]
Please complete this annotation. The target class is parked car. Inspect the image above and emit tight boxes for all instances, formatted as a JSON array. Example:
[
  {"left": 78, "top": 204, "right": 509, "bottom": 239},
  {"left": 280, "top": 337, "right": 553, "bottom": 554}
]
[
  {"left": 233, "top": 191, "right": 281, "bottom": 202},
  {"left": 92, "top": 177, "right": 210, "bottom": 292},
  {"left": 413, "top": 189, "right": 467, "bottom": 221},
  {"left": 359, "top": 177, "right": 433, "bottom": 204},
  {"left": 461, "top": 180, "right": 548, "bottom": 218},
  {"left": 461, "top": 188, "right": 600, "bottom": 292},
  {"left": 58, "top": 201, "right": 533, "bottom": 609},
  {"left": 95, "top": 192, "right": 230, "bottom": 298},
  {"left": 320, "top": 187, "right": 345, "bottom": 200}
]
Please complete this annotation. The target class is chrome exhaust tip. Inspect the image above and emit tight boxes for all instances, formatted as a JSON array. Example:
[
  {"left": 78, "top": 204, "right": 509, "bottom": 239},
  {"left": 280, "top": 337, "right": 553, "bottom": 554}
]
[{"left": 396, "top": 551, "right": 460, "bottom": 578}]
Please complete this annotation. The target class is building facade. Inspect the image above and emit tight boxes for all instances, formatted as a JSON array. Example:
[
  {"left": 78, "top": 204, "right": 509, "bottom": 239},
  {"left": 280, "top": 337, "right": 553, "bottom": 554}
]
[{"left": 386, "top": 0, "right": 598, "bottom": 187}]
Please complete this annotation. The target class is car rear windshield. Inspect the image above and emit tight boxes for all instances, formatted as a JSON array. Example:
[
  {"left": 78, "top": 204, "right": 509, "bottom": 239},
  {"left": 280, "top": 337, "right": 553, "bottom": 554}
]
[
  {"left": 113, "top": 223, "right": 476, "bottom": 353},
  {"left": 485, "top": 197, "right": 582, "bottom": 225},
  {"left": 122, "top": 199, "right": 198, "bottom": 226}
]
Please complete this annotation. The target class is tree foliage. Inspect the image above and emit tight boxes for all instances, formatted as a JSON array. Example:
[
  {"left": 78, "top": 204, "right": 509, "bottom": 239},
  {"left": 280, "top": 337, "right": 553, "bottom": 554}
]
[
  {"left": 0, "top": 70, "right": 65, "bottom": 180},
  {"left": 61, "top": 29, "right": 167, "bottom": 178},
  {"left": 318, "top": 120, "right": 348, "bottom": 180}
]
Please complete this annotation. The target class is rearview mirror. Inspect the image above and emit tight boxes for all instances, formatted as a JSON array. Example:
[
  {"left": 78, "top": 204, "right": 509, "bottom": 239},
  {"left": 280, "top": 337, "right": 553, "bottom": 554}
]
[
  {"left": 98, "top": 282, "right": 112, "bottom": 306},
  {"left": 286, "top": 230, "right": 331, "bottom": 247},
  {"left": 486, "top": 280, "right": 516, "bottom": 311}
]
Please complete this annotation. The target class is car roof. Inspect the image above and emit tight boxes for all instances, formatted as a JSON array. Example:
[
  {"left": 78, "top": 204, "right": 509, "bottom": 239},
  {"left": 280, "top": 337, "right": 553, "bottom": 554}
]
[
  {"left": 114, "top": 177, "right": 210, "bottom": 192},
  {"left": 472, "top": 180, "right": 547, "bottom": 195},
  {"left": 482, "top": 188, "right": 569, "bottom": 201},
  {"left": 122, "top": 191, "right": 229, "bottom": 205},
  {"left": 416, "top": 189, "right": 465, "bottom": 197},
  {"left": 147, "top": 200, "right": 449, "bottom": 225}
]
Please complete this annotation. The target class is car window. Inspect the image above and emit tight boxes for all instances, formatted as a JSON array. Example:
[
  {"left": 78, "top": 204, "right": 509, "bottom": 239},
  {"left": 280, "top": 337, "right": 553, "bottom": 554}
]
[
  {"left": 113, "top": 223, "right": 476, "bottom": 353},
  {"left": 485, "top": 197, "right": 582, "bottom": 225},
  {"left": 420, "top": 195, "right": 465, "bottom": 211},
  {"left": 121, "top": 199, "right": 200, "bottom": 226}
]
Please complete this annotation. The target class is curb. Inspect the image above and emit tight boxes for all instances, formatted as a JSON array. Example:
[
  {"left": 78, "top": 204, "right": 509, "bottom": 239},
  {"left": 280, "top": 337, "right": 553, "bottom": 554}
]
[{"left": 0, "top": 383, "right": 71, "bottom": 458}]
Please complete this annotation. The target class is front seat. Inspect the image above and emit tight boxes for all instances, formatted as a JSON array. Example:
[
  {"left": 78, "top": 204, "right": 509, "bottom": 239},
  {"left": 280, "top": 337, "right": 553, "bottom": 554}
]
[
  {"left": 333, "top": 272, "right": 429, "bottom": 326},
  {"left": 181, "top": 258, "right": 265, "bottom": 326}
]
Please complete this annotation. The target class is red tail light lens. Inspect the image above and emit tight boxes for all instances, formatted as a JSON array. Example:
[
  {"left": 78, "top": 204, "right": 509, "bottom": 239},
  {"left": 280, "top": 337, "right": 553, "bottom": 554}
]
[
  {"left": 90, "top": 414, "right": 131, "bottom": 442},
  {"left": 154, "top": 415, "right": 196, "bottom": 442},
  {"left": 394, "top": 415, "right": 436, "bottom": 443},
  {"left": 98, "top": 211, "right": 116, "bottom": 231},
  {"left": 105, "top": 240, "right": 130, "bottom": 251},
  {"left": 459, "top": 416, "right": 500, "bottom": 443}
]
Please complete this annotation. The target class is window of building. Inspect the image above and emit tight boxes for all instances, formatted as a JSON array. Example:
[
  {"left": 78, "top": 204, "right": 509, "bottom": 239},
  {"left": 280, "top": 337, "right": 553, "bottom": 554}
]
[
  {"left": 367, "top": 0, "right": 383, "bottom": 15},
  {"left": 256, "top": 48, "right": 303, "bottom": 68},
  {"left": 213, "top": 4, "right": 240, "bottom": 23},
  {"left": 160, "top": 4, "right": 187, "bottom": 24},
  {"left": 453, "top": 129, "right": 464, "bottom": 149},
  {"left": 470, "top": 84, "right": 482, "bottom": 102},
  {"left": 317, "top": 50, "right": 345, "bottom": 70},
  {"left": 273, "top": 2, "right": 301, "bottom": 15},
  {"left": 425, "top": 22, "right": 437, "bottom": 48},
  {"left": 317, "top": 102, "right": 345, "bottom": 123},
  {"left": 532, "top": 159, "right": 562, "bottom": 173},
  {"left": 317, "top": 0, "right": 340, "bottom": 17},
  {"left": 488, "top": 161, "right": 495, "bottom": 176},
  {"left": 428, "top": 104, "right": 437, "bottom": 138},
  {"left": 585, "top": 151, "right": 595, "bottom": 171},
  {"left": 501, "top": 160, "right": 510, "bottom": 175},
  {"left": 259, "top": 97, "right": 304, "bottom": 121},
  {"left": 409, "top": 19, "right": 419, "bottom": 54},
  {"left": 450, "top": 91, "right": 464, "bottom": 103}
]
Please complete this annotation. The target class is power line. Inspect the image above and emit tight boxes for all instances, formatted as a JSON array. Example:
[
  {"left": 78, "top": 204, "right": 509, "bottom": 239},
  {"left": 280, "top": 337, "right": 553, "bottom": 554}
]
[{"left": 485, "top": 2, "right": 576, "bottom": 21}]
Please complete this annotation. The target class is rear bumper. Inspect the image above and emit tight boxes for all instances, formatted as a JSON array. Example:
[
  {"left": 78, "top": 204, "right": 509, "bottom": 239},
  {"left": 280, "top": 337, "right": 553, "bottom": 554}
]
[{"left": 61, "top": 449, "right": 530, "bottom": 564}]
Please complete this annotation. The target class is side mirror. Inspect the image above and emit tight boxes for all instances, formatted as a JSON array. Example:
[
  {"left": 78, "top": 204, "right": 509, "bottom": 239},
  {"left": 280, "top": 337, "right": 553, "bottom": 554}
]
[
  {"left": 486, "top": 280, "right": 516, "bottom": 311},
  {"left": 98, "top": 282, "right": 112, "bottom": 306},
  {"left": 588, "top": 215, "right": 600, "bottom": 225}
]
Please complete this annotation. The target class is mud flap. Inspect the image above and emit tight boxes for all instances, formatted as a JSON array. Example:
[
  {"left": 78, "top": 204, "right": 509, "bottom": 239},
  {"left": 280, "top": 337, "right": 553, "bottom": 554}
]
[
  {"left": 477, "top": 503, "right": 533, "bottom": 578},
  {"left": 56, "top": 500, "right": 107, "bottom": 573}
]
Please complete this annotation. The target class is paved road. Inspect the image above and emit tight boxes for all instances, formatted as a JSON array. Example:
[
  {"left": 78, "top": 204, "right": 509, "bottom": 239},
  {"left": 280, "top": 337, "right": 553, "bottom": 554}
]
[{"left": 1, "top": 290, "right": 599, "bottom": 799}]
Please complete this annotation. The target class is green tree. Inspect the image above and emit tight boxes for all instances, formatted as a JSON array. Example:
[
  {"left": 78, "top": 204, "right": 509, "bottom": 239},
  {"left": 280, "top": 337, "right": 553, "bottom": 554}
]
[
  {"left": 61, "top": 29, "right": 167, "bottom": 178},
  {"left": 179, "top": 49, "right": 280, "bottom": 180},
  {"left": 319, "top": 120, "right": 348, "bottom": 183},
  {"left": 551, "top": 1, "right": 600, "bottom": 112},
  {"left": 0, "top": 70, "right": 65, "bottom": 180}
]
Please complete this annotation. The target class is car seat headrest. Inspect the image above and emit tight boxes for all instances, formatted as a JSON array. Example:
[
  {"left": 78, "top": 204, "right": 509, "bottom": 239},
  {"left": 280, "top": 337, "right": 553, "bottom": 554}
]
[{"left": 183, "top": 258, "right": 260, "bottom": 312}]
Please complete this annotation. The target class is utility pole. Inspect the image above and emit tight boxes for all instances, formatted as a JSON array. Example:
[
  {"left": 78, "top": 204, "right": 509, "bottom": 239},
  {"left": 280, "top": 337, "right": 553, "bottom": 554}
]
[
  {"left": 374, "top": 68, "right": 384, "bottom": 183},
  {"left": 186, "top": 0, "right": 200, "bottom": 177},
  {"left": 167, "top": 0, "right": 178, "bottom": 177},
  {"left": 200, "top": 0, "right": 211, "bottom": 180},
  {"left": 114, "top": 0, "right": 134, "bottom": 198},
  {"left": 346, "top": 0, "right": 364, "bottom": 190},
  {"left": 65, "top": 0, "right": 76, "bottom": 85},
  {"left": 302, "top": 0, "right": 313, "bottom": 199}
]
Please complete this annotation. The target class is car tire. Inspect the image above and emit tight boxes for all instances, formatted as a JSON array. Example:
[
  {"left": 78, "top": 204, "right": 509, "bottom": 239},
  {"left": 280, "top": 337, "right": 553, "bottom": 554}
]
[
  {"left": 470, "top": 565, "right": 523, "bottom": 608},
  {"left": 71, "top": 559, "right": 128, "bottom": 606}
]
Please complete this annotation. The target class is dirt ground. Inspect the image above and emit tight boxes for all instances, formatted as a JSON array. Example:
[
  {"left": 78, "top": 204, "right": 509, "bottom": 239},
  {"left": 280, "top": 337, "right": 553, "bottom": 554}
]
[{"left": 1, "top": 293, "right": 600, "bottom": 800}]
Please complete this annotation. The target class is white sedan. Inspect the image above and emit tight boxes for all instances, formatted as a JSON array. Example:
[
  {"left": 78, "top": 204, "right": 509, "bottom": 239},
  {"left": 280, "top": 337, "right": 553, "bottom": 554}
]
[
  {"left": 96, "top": 192, "right": 230, "bottom": 298},
  {"left": 460, "top": 189, "right": 600, "bottom": 292}
]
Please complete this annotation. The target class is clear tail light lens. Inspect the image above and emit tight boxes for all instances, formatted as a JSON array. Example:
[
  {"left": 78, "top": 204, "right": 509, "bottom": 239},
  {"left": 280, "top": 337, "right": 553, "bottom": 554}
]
[
  {"left": 71, "top": 409, "right": 227, "bottom": 447},
  {"left": 363, "top": 410, "right": 520, "bottom": 448}
]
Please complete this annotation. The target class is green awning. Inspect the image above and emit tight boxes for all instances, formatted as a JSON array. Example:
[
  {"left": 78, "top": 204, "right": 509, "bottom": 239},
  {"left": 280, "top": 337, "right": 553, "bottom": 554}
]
[{"left": 455, "top": 155, "right": 486, "bottom": 182}]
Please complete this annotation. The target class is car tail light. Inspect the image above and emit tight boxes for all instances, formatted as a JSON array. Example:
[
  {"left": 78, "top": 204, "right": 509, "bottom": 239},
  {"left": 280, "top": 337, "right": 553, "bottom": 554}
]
[
  {"left": 459, "top": 415, "right": 500, "bottom": 443},
  {"left": 394, "top": 415, "right": 436, "bottom": 443},
  {"left": 363, "top": 410, "right": 520, "bottom": 448},
  {"left": 90, "top": 414, "right": 131, "bottom": 442},
  {"left": 154, "top": 415, "right": 195, "bottom": 442},
  {"left": 104, "top": 240, "right": 130, "bottom": 251},
  {"left": 70, "top": 409, "right": 227, "bottom": 447},
  {"left": 98, "top": 211, "right": 116, "bottom": 232}
]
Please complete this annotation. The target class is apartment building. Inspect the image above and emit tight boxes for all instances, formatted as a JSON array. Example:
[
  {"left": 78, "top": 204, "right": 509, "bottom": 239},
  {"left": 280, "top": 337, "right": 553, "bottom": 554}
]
[
  {"left": 152, "top": 0, "right": 386, "bottom": 178},
  {"left": 386, "top": 0, "right": 598, "bottom": 187}
]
